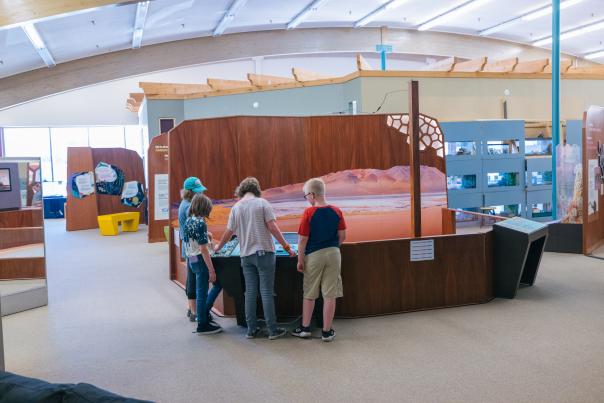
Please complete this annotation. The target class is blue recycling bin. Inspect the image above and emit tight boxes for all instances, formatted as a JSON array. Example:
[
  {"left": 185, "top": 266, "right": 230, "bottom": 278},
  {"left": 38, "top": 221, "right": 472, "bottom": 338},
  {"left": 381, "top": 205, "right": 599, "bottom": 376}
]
[{"left": 43, "top": 196, "right": 66, "bottom": 219}]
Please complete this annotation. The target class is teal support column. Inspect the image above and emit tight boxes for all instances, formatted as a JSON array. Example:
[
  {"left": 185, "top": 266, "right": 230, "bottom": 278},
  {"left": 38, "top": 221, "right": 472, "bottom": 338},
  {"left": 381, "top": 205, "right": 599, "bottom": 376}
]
[
  {"left": 552, "top": 0, "right": 560, "bottom": 220},
  {"left": 381, "top": 50, "right": 386, "bottom": 70}
]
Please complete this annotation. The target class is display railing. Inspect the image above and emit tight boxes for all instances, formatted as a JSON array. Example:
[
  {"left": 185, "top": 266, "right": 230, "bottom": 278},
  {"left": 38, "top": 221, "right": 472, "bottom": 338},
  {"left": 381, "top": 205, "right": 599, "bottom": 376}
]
[{"left": 449, "top": 208, "right": 508, "bottom": 227}]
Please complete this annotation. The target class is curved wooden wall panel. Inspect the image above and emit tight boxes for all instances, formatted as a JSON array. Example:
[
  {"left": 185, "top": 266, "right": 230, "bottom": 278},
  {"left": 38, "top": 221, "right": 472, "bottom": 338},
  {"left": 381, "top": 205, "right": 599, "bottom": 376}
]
[{"left": 147, "top": 133, "right": 170, "bottom": 243}]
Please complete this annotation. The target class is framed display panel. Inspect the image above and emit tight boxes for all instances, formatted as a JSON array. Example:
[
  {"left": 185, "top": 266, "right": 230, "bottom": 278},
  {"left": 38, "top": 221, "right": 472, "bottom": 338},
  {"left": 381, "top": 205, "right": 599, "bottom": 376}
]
[
  {"left": 0, "top": 168, "right": 11, "bottom": 192},
  {"left": 147, "top": 132, "right": 169, "bottom": 243},
  {"left": 582, "top": 107, "right": 604, "bottom": 254}
]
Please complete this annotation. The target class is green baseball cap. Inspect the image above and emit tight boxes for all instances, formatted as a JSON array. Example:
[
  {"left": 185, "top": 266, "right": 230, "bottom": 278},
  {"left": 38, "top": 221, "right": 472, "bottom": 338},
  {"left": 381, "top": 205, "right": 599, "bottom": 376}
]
[{"left": 183, "top": 177, "right": 207, "bottom": 193}]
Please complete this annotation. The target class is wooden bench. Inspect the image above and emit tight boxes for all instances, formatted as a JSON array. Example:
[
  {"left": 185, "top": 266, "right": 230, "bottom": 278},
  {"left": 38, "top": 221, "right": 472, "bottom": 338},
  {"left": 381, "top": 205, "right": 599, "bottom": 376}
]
[{"left": 97, "top": 212, "right": 140, "bottom": 236}]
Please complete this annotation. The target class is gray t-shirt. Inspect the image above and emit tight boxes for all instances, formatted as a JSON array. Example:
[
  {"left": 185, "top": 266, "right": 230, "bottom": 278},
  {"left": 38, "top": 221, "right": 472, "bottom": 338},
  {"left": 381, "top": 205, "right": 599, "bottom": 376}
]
[{"left": 227, "top": 197, "right": 276, "bottom": 257}]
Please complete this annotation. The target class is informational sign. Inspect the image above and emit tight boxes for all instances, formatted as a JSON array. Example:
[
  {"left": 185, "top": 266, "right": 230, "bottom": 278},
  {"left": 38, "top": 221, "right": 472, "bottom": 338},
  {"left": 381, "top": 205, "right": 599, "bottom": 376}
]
[
  {"left": 120, "top": 181, "right": 145, "bottom": 208},
  {"left": 154, "top": 174, "right": 169, "bottom": 220},
  {"left": 494, "top": 217, "right": 547, "bottom": 234},
  {"left": 70, "top": 171, "right": 95, "bottom": 199},
  {"left": 588, "top": 159, "right": 599, "bottom": 216},
  {"left": 410, "top": 239, "right": 434, "bottom": 261}
]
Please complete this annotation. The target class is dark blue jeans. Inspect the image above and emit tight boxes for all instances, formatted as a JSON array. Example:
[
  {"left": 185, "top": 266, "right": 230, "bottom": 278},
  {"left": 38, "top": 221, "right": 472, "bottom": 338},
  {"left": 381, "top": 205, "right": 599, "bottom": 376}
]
[{"left": 189, "top": 256, "right": 223, "bottom": 328}]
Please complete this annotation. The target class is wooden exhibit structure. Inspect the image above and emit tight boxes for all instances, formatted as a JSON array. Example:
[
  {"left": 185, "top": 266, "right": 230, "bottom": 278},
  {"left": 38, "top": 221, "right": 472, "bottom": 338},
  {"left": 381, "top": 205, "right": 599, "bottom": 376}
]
[
  {"left": 582, "top": 106, "right": 604, "bottom": 254},
  {"left": 147, "top": 132, "right": 170, "bottom": 243},
  {"left": 168, "top": 113, "right": 492, "bottom": 318},
  {"left": 0, "top": 208, "right": 45, "bottom": 280},
  {"left": 65, "top": 147, "right": 146, "bottom": 231},
  {"left": 128, "top": 54, "right": 604, "bottom": 111}
]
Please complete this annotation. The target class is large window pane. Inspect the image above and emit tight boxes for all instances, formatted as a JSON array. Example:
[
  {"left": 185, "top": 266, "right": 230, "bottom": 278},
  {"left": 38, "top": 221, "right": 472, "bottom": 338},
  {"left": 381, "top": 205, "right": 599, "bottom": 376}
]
[
  {"left": 3, "top": 128, "right": 53, "bottom": 182},
  {"left": 124, "top": 125, "right": 144, "bottom": 157},
  {"left": 88, "top": 126, "right": 125, "bottom": 148},
  {"left": 50, "top": 127, "right": 89, "bottom": 183}
]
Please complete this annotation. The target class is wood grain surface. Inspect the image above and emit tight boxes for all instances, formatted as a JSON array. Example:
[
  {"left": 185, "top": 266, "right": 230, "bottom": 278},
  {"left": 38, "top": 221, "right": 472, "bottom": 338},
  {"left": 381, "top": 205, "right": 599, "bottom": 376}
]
[
  {"left": 0, "top": 208, "right": 42, "bottom": 228},
  {"left": 147, "top": 133, "right": 170, "bottom": 243}
]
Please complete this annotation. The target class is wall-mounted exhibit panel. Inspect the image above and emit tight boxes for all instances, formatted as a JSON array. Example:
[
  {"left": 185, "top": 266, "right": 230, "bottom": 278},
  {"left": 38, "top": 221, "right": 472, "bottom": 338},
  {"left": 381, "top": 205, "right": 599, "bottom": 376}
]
[
  {"left": 0, "top": 157, "right": 48, "bottom": 316},
  {"left": 66, "top": 147, "right": 146, "bottom": 231},
  {"left": 582, "top": 106, "right": 604, "bottom": 254},
  {"left": 147, "top": 133, "right": 169, "bottom": 243}
]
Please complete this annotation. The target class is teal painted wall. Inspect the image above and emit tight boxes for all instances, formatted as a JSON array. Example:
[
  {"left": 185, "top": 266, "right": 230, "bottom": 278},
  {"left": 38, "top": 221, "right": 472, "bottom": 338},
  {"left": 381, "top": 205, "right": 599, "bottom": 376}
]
[{"left": 145, "top": 99, "right": 185, "bottom": 139}]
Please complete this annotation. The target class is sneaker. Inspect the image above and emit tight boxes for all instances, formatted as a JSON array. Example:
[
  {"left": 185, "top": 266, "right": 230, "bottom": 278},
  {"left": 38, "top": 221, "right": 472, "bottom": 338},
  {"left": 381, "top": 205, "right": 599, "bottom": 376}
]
[
  {"left": 196, "top": 323, "right": 222, "bottom": 335},
  {"left": 245, "top": 327, "right": 260, "bottom": 339},
  {"left": 188, "top": 310, "right": 197, "bottom": 323},
  {"left": 207, "top": 313, "right": 219, "bottom": 327},
  {"left": 290, "top": 326, "right": 312, "bottom": 339},
  {"left": 268, "top": 328, "right": 287, "bottom": 340},
  {"left": 322, "top": 329, "right": 336, "bottom": 342}
]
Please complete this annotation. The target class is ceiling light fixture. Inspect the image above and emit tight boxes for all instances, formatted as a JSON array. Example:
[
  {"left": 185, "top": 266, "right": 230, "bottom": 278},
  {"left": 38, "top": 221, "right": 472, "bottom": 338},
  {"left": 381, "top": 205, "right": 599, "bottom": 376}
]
[
  {"left": 480, "top": 0, "right": 583, "bottom": 36},
  {"left": 22, "top": 23, "right": 56, "bottom": 67},
  {"left": 213, "top": 0, "right": 248, "bottom": 37},
  {"left": 132, "top": 1, "right": 150, "bottom": 49},
  {"left": 354, "top": 0, "right": 410, "bottom": 28},
  {"left": 287, "top": 0, "right": 329, "bottom": 30},
  {"left": 417, "top": 0, "right": 492, "bottom": 31},
  {"left": 533, "top": 18, "right": 604, "bottom": 47}
]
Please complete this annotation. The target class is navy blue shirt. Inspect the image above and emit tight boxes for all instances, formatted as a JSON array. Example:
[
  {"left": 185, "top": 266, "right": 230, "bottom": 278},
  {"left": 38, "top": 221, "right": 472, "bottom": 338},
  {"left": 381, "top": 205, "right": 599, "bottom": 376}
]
[{"left": 298, "top": 206, "right": 347, "bottom": 255}]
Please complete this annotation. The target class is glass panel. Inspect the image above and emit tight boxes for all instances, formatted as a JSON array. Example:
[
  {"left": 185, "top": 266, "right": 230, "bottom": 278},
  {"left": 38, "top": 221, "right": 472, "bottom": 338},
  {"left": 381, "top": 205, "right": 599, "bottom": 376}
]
[
  {"left": 525, "top": 138, "right": 552, "bottom": 156},
  {"left": 3, "top": 128, "right": 52, "bottom": 182},
  {"left": 531, "top": 203, "right": 552, "bottom": 218},
  {"left": 529, "top": 171, "right": 553, "bottom": 186},
  {"left": 88, "top": 126, "right": 125, "bottom": 148},
  {"left": 445, "top": 141, "right": 476, "bottom": 156},
  {"left": 50, "top": 127, "right": 89, "bottom": 184},
  {"left": 487, "top": 172, "right": 519, "bottom": 187},
  {"left": 490, "top": 204, "right": 521, "bottom": 217},
  {"left": 124, "top": 125, "right": 144, "bottom": 157},
  {"left": 447, "top": 174, "right": 477, "bottom": 190},
  {"left": 486, "top": 140, "right": 521, "bottom": 155},
  {"left": 454, "top": 207, "right": 479, "bottom": 222}
]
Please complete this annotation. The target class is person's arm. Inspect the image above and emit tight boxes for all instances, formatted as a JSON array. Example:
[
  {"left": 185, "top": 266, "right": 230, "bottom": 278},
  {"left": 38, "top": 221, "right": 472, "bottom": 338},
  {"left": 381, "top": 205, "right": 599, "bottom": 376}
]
[
  {"left": 297, "top": 235, "right": 309, "bottom": 272},
  {"left": 214, "top": 229, "right": 234, "bottom": 253},
  {"left": 200, "top": 245, "right": 216, "bottom": 283},
  {"left": 338, "top": 230, "right": 346, "bottom": 245},
  {"left": 266, "top": 220, "right": 295, "bottom": 257}
]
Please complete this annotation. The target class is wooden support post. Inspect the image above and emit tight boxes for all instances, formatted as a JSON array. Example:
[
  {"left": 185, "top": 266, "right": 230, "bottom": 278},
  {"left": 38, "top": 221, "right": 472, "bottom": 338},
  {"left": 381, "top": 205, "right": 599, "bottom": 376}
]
[{"left": 408, "top": 80, "right": 421, "bottom": 238}]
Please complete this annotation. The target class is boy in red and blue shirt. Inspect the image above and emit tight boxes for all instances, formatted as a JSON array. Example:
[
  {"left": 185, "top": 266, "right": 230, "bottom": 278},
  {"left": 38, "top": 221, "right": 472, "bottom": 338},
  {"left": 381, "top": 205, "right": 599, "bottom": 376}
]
[{"left": 291, "top": 178, "right": 346, "bottom": 342}]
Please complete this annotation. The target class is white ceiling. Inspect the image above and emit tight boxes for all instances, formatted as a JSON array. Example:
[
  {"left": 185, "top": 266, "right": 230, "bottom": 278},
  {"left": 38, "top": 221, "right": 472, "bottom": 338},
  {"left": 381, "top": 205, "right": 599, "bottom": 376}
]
[{"left": 1, "top": 0, "right": 604, "bottom": 79}]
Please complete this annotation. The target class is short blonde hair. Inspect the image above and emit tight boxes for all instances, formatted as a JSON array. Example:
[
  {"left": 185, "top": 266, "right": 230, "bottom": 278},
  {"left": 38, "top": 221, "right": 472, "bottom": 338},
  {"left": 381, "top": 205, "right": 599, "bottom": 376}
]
[{"left": 303, "top": 178, "right": 325, "bottom": 196}]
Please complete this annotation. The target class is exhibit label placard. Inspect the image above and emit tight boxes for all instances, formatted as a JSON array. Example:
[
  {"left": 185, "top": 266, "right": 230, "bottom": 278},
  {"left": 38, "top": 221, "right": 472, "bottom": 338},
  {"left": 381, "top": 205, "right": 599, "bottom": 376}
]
[
  {"left": 494, "top": 217, "right": 547, "bottom": 234},
  {"left": 154, "top": 174, "right": 169, "bottom": 221},
  {"left": 410, "top": 239, "right": 434, "bottom": 261}
]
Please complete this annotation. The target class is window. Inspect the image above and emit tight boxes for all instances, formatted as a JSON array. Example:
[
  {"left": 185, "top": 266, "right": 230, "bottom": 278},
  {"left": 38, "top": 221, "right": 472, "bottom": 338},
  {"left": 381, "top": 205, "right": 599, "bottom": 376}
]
[
  {"left": 487, "top": 172, "right": 519, "bottom": 187},
  {"left": 447, "top": 174, "right": 476, "bottom": 190},
  {"left": 531, "top": 203, "right": 552, "bottom": 218},
  {"left": 491, "top": 204, "right": 521, "bottom": 217},
  {"left": 486, "top": 140, "right": 520, "bottom": 155},
  {"left": 529, "top": 171, "right": 553, "bottom": 186},
  {"left": 50, "top": 127, "right": 89, "bottom": 183},
  {"left": 445, "top": 141, "right": 476, "bottom": 156},
  {"left": 88, "top": 126, "right": 125, "bottom": 148},
  {"left": 3, "top": 128, "right": 53, "bottom": 182},
  {"left": 525, "top": 139, "right": 552, "bottom": 156},
  {"left": 124, "top": 125, "right": 144, "bottom": 157}
]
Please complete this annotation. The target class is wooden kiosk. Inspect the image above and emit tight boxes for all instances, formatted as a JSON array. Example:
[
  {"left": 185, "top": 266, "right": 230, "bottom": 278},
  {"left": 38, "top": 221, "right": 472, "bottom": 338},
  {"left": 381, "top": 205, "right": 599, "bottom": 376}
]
[{"left": 167, "top": 82, "right": 493, "bottom": 321}]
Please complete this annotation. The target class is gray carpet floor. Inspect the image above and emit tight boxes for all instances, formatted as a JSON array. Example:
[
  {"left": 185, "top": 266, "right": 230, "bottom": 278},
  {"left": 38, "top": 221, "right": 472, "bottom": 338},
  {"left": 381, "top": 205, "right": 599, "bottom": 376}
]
[{"left": 3, "top": 220, "right": 604, "bottom": 403}]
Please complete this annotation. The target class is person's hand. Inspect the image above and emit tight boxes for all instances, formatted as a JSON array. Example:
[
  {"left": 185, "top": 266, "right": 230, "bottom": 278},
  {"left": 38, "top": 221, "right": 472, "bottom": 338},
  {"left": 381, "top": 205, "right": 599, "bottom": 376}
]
[
  {"left": 213, "top": 244, "right": 221, "bottom": 253},
  {"left": 288, "top": 249, "right": 296, "bottom": 258},
  {"left": 296, "top": 261, "right": 304, "bottom": 273},
  {"left": 209, "top": 269, "right": 216, "bottom": 283}
]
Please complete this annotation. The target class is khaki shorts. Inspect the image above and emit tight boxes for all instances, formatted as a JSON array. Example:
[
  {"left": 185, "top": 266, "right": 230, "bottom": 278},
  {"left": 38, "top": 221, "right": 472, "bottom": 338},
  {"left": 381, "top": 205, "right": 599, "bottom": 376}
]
[{"left": 303, "top": 247, "right": 343, "bottom": 299}]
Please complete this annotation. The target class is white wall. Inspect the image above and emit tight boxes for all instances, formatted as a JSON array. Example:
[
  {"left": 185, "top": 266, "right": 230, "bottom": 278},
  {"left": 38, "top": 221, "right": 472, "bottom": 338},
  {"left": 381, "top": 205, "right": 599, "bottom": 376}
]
[{"left": 0, "top": 52, "right": 428, "bottom": 127}]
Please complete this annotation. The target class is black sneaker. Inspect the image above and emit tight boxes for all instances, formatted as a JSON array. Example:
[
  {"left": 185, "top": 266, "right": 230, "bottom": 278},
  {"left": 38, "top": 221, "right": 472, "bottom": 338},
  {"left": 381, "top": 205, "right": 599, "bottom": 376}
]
[
  {"left": 322, "top": 329, "right": 336, "bottom": 342},
  {"left": 196, "top": 323, "right": 222, "bottom": 335},
  {"left": 245, "top": 327, "right": 260, "bottom": 339},
  {"left": 268, "top": 328, "right": 287, "bottom": 340},
  {"left": 290, "top": 326, "right": 311, "bottom": 339},
  {"left": 188, "top": 310, "right": 197, "bottom": 323},
  {"left": 207, "top": 313, "right": 219, "bottom": 327}
]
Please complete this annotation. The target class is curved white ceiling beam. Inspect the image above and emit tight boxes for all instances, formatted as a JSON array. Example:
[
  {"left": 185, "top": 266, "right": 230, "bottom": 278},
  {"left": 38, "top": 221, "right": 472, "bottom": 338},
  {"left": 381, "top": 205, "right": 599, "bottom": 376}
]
[
  {"left": 534, "top": 18, "right": 604, "bottom": 47},
  {"left": 132, "top": 1, "right": 149, "bottom": 49},
  {"left": 213, "top": 0, "right": 248, "bottom": 37},
  {"left": 354, "top": 0, "right": 411, "bottom": 28},
  {"left": 479, "top": 0, "right": 584, "bottom": 37},
  {"left": 22, "top": 23, "right": 56, "bottom": 67},
  {"left": 287, "top": 0, "right": 330, "bottom": 30},
  {"left": 417, "top": 0, "right": 493, "bottom": 32}
]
